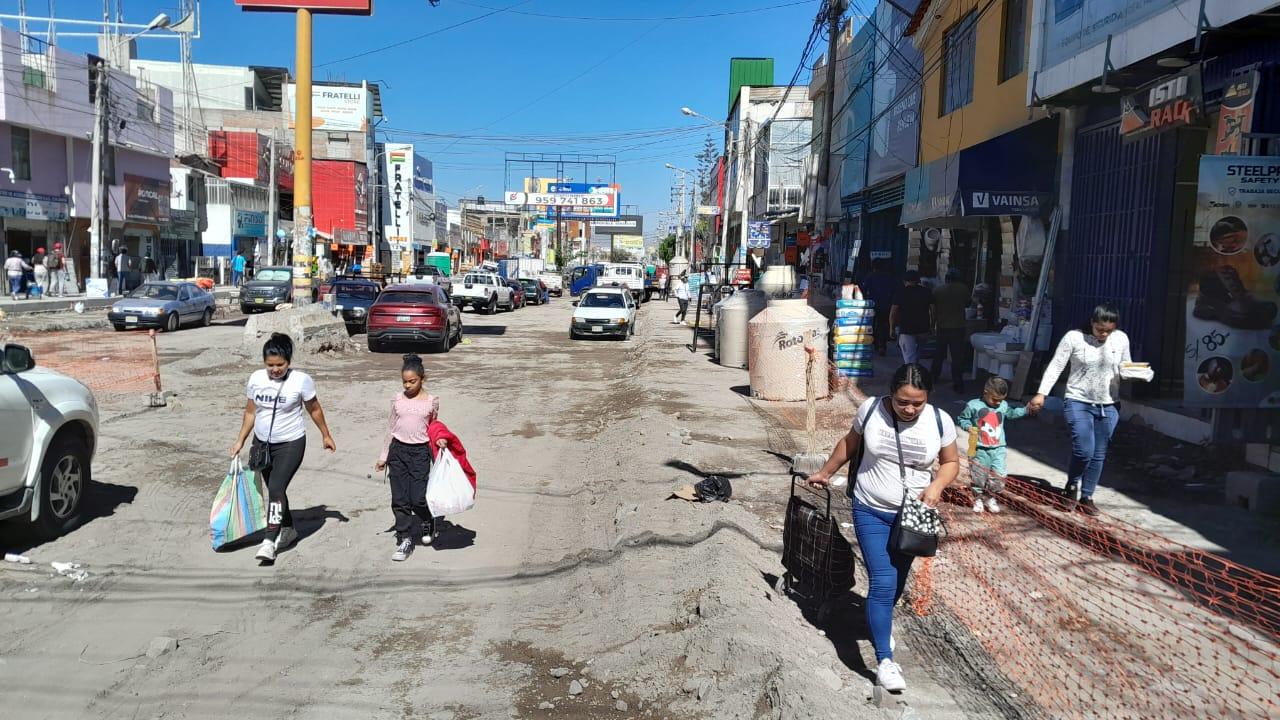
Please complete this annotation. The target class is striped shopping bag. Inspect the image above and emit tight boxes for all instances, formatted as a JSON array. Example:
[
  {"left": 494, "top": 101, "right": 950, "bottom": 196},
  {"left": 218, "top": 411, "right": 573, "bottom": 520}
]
[{"left": 210, "top": 458, "right": 268, "bottom": 550}]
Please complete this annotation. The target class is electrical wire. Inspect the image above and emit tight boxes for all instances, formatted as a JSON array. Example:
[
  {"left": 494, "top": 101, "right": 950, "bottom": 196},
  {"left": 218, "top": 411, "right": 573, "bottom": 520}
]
[
  {"left": 451, "top": 0, "right": 816, "bottom": 22},
  {"left": 315, "top": 0, "right": 537, "bottom": 68}
]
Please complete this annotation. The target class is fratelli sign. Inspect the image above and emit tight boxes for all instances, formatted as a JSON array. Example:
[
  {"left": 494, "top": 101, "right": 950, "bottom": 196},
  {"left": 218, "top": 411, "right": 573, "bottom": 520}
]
[
  {"left": 383, "top": 143, "right": 413, "bottom": 251},
  {"left": 1120, "top": 67, "right": 1203, "bottom": 142}
]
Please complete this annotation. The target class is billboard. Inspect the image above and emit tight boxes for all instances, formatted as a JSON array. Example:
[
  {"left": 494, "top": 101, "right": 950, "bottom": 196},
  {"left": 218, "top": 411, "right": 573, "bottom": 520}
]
[
  {"left": 840, "top": 18, "right": 875, "bottom": 198},
  {"left": 615, "top": 234, "right": 644, "bottom": 252},
  {"left": 1041, "top": 0, "right": 1177, "bottom": 70},
  {"left": 285, "top": 84, "right": 370, "bottom": 132},
  {"left": 590, "top": 215, "right": 644, "bottom": 235},
  {"left": 234, "top": 0, "right": 372, "bottom": 13},
  {"left": 866, "top": 0, "right": 922, "bottom": 187},
  {"left": 124, "top": 174, "right": 171, "bottom": 223},
  {"left": 383, "top": 143, "right": 413, "bottom": 255},
  {"left": 546, "top": 181, "right": 620, "bottom": 219}
]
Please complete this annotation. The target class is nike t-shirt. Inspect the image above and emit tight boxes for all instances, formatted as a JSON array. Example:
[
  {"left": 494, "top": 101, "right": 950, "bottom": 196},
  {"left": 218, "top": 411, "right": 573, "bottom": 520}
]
[
  {"left": 247, "top": 369, "right": 317, "bottom": 443},
  {"left": 852, "top": 398, "right": 957, "bottom": 513}
]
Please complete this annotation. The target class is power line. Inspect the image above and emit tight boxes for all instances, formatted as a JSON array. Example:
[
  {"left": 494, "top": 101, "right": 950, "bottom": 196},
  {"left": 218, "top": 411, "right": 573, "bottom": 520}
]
[{"left": 451, "top": 0, "right": 816, "bottom": 22}]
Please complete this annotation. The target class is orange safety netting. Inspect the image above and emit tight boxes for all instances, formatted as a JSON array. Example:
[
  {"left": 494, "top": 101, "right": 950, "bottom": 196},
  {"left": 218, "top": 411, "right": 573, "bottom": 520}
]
[
  {"left": 767, "top": 373, "right": 1280, "bottom": 720},
  {"left": 7, "top": 329, "right": 161, "bottom": 401}
]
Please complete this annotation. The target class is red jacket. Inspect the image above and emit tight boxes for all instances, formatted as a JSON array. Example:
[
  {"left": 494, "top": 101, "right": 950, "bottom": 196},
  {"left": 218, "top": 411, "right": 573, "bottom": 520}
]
[{"left": 427, "top": 420, "right": 476, "bottom": 491}]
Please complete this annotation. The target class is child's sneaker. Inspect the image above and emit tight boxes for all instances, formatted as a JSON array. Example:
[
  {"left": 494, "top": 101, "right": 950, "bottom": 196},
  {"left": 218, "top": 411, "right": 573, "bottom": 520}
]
[
  {"left": 972, "top": 497, "right": 985, "bottom": 513},
  {"left": 985, "top": 497, "right": 1001, "bottom": 513},
  {"left": 876, "top": 658, "right": 906, "bottom": 691},
  {"left": 391, "top": 539, "right": 414, "bottom": 562}
]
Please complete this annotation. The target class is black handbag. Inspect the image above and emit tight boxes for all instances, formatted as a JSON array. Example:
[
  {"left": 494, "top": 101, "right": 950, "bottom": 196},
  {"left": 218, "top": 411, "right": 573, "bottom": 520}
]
[
  {"left": 247, "top": 374, "right": 285, "bottom": 471},
  {"left": 886, "top": 405, "right": 945, "bottom": 558}
]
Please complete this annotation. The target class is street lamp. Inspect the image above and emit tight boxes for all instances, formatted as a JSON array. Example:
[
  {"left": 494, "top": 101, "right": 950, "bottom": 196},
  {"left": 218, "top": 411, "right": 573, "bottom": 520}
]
[{"left": 681, "top": 107, "right": 737, "bottom": 279}]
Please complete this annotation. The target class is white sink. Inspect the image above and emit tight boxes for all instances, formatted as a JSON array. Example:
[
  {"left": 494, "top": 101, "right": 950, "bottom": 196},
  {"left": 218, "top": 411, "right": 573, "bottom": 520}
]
[
  {"left": 970, "top": 332, "right": 1020, "bottom": 381},
  {"left": 970, "top": 332, "right": 1007, "bottom": 352}
]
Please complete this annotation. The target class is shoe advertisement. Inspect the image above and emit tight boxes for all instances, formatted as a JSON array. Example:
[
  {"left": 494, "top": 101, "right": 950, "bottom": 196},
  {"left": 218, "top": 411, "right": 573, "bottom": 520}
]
[{"left": 1186, "top": 156, "right": 1280, "bottom": 408}]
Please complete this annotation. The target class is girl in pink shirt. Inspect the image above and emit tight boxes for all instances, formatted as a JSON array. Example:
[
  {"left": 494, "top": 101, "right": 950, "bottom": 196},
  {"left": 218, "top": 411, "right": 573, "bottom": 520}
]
[{"left": 374, "top": 353, "right": 444, "bottom": 562}]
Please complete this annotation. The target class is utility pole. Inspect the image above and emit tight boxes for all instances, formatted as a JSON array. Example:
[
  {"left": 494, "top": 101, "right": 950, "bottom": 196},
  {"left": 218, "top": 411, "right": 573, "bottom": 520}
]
[
  {"left": 88, "top": 59, "right": 108, "bottom": 285},
  {"left": 291, "top": 8, "right": 314, "bottom": 305},
  {"left": 267, "top": 131, "right": 277, "bottom": 265},
  {"left": 816, "top": 0, "right": 847, "bottom": 234}
]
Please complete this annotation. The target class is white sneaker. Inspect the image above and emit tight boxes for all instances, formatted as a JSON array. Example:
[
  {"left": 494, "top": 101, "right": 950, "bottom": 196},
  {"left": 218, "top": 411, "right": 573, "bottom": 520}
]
[
  {"left": 876, "top": 658, "right": 906, "bottom": 691},
  {"left": 254, "top": 539, "right": 276, "bottom": 562},
  {"left": 985, "top": 497, "right": 1001, "bottom": 513},
  {"left": 274, "top": 527, "right": 298, "bottom": 551},
  {"left": 972, "top": 497, "right": 985, "bottom": 513},
  {"left": 391, "top": 539, "right": 414, "bottom": 562}
]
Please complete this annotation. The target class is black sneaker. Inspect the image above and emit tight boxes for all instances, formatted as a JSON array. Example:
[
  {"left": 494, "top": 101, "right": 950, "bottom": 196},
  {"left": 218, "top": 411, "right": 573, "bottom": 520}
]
[
  {"left": 1078, "top": 497, "right": 1100, "bottom": 517},
  {"left": 1193, "top": 265, "right": 1277, "bottom": 329},
  {"left": 1060, "top": 485, "right": 1079, "bottom": 512}
]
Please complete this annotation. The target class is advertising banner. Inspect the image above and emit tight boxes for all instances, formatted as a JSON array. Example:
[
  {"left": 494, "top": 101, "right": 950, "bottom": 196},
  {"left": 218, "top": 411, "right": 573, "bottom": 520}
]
[
  {"left": 615, "top": 234, "right": 644, "bottom": 251},
  {"left": 1120, "top": 67, "right": 1202, "bottom": 143},
  {"left": 840, "top": 19, "right": 876, "bottom": 199},
  {"left": 285, "top": 84, "right": 369, "bottom": 132},
  {"left": 866, "top": 0, "right": 922, "bottom": 187},
  {"left": 0, "top": 188, "right": 68, "bottom": 221},
  {"left": 235, "top": 0, "right": 371, "bottom": 12},
  {"left": 124, "top": 174, "right": 171, "bottom": 223},
  {"left": 383, "top": 143, "right": 413, "bottom": 254},
  {"left": 234, "top": 210, "right": 267, "bottom": 237},
  {"left": 1041, "top": 0, "right": 1179, "bottom": 70},
  {"left": 1185, "top": 156, "right": 1280, "bottom": 408},
  {"left": 747, "top": 221, "right": 771, "bottom": 249},
  {"left": 1215, "top": 71, "right": 1259, "bottom": 156}
]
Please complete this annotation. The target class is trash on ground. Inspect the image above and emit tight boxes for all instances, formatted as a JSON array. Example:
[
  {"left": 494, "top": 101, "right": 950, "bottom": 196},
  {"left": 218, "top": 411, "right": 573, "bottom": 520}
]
[
  {"left": 4, "top": 553, "right": 32, "bottom": 564},
  {"left": 51, "top": 561, "right": 88, "bottom": 582}
]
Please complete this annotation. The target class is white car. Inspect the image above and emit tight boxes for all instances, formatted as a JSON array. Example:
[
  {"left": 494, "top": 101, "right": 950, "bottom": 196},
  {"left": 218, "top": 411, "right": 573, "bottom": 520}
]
[
  {"left": 0, "top": 343, "right": 98, "bottom": 538},
  {"left": 570, "top": 287, "right": 638, "bottom": 340}
]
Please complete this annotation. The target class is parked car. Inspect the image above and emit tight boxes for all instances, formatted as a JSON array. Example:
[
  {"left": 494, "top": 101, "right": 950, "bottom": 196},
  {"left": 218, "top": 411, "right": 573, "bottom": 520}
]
[
  {"left": 403, "top": 265, "right": 453, "bottom": 296},
  {"left": 519, "top": 278, "right": 547, "bottom": 305},
  {"left": 452, "top": 271, "right": 515, "bottom": 313},
  {"left": 505, "top": 278, "right": 526, "bottom": 309},
  {"left": 107, "top": 281, "right": 215, "bottom": 332},
  {"left": 331, "top": 278, "right": 382, "bottom": 332},
  {"left": 366, "top": 283, "right": 463, "bottom": 353},
  {"left": 240, "top": 266, "right": 313, "bottom": 312},
  {"left": 538, "top": 271, "right": 563, "bottom": 297},
  {"left": 570, "top": 286, "right": 638, "bottom": 340},
  {"left": 0, "top": 343, "right": 98, "bottom": 538}
]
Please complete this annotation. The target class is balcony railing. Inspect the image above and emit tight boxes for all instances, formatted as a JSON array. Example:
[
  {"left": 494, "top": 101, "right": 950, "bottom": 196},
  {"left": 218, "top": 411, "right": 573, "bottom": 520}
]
[{"left": 19, "top": 33, "right": 52, "bottom": 90}]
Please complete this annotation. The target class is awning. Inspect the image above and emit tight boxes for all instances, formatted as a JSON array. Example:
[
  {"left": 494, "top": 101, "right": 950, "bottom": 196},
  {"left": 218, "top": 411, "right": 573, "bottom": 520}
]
[{"left": 901, "top": 118, "right": 1059, "bottom": 227}]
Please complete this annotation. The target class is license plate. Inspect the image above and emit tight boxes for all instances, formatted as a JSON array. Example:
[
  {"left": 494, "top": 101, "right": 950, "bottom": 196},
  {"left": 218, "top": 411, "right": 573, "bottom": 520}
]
[
  {"left": 254, "top": 298, "right": 264, "bottom": 304},
  {"left": 335, "top": 305, "right": 344, "bottom": 310},
  {"left": 125, "top": 315, "right": 138, "bottom": 323},
  {"left": 396, "top": 315, "right": 411, "bottom": 322},
  {"left": 591, "top": 325, "right": 603, "bottom": 333}
]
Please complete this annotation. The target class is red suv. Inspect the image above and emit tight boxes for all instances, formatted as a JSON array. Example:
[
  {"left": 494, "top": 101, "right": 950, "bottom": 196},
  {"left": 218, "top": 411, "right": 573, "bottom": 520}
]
[{"left": 366, "top": 283, "right": 463, "bottom": 353}]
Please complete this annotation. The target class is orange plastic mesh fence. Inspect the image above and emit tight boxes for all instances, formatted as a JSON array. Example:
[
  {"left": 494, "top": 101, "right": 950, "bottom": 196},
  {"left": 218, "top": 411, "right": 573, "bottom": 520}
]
[
  {"left": 8, "top": 329, "right": 159, "bottom": 401},
  {"left": 768, "top": 377, "right": 1280, "bottom": 720}
]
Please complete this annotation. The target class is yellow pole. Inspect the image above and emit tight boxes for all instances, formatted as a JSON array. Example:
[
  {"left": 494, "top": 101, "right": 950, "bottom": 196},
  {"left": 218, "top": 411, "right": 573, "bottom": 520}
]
[{"left": 293, "top": 8, "right": 314, "bottom": 305}]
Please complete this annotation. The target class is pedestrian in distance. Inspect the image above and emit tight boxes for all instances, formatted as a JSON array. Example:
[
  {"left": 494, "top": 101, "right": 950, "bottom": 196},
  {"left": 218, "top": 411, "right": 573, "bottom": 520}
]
[
  {"left": 32, "top": 248, "right": 49, "bottom": 294},
  {"left": 114, "top": 247, "right": 131, "bottom": 296},
  {"left": 232, "top": 250, "right": 247, "bottom": 287},
  {"left": 231, "top": 333, "right": 337, "bottom": 563},
  {"left": 861, "top": 259, "right": 897, "bottom": 357},
  {"left": 46, "top": 242, "right": 67, "bottom": 296},
  {"left": 807, "top": 363, "right": 960, "bottom": 693},
  {"left": 1026, "top": 304, "right": 1130, "bottom": 517},
  {"left": 957, "top": 376, "right": 1029, "bottom": 513},
  {"left": 672, "top": 274, "right": 691, "bottom": 324},
  {"left": 5, "top": 250, "right": 31, "bottom": 300},
  {"left": 143, "top": 252, "right": 158, "bottom": 283},
  {"left": 375, "top": 353, "right": 444, "bottom": 562},
  {"left": 888, "top": 270, "right": 934, "bottom": 366},
  {"left": 931, "top": 267, "right": 971, "bottom": 393},
  {"left": 661, "top": 273, "right": 671, "bottom": 302}
]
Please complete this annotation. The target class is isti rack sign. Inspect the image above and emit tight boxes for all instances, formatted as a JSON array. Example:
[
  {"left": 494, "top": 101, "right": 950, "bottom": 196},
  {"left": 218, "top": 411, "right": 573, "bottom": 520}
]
[{"left": 1121, "top": 68, "right": 1203, "bottom": 143}]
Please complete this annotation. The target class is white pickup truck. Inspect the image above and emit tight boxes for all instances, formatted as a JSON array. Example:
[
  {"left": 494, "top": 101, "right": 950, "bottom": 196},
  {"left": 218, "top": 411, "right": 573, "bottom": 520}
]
[
  {"left": 538, "top": 272, "right": 563, "bottom": 297},
  {"left": 451, "top": 271, "right": 515, "bottom": 314},
  {"left": 595, "top": 262, "right": 646, "bottom": 302},
  {"left": 0, "top": 343, "right": 98, "bottom": 538}
]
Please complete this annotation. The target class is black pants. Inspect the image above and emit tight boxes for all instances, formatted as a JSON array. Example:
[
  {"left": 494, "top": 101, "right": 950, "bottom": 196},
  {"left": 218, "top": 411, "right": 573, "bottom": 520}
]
[
  {"left": 872, "top": 311, "right": 891, "bottom": 354},
  {"left": 931, "top": 327, "right": 969, "bottom": 388},
  {"left": 675, "top": 298, "right": 689, "bottom": 322},
  {"left": 261, "top": 436, "right": 306, "bottom": 539},
  {"left": 388, "top": 439, "right": 435, "bottom": 542}
]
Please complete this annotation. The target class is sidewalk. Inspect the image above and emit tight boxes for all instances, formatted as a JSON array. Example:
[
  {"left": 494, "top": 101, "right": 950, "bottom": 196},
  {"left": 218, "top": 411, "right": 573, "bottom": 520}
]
[{"left": 0, "top": 285, "right": 237, "bottom": 317}]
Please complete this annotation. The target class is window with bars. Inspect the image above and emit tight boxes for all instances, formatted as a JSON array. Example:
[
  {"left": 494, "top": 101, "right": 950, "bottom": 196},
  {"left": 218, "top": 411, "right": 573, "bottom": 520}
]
[
  {"left": 1000, "top": 0, "right": 1028, "bottom": 83},
  {"left": 10, "top": 127, "right": 31, "bottom": 180},
  {"left": 942, "top": 11, "right": 978, "bottom": 115}
]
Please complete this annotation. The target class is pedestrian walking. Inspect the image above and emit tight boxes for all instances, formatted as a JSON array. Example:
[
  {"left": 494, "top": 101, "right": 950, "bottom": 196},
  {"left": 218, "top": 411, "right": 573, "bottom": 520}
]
[
  {"left": 888, "top": 270, "right": 934, "bottom": 365},
  {"left": 114, "top": 248, "right": 131, "bottom": 296},
  {"left": 661, "top": 273, "right": 671, "bottom": 302},
  {"left": 672, "top": 274, "right": 691, "bottom": 324},
  {"left": 931, "top": 268, "right": 971, "bottom": 392},
  {"left": 957, "top": 376, "right": 1029, "bottom": 513},
  {"left": 232, "top": 250, "right": 247, "bottom": 287},
  {"left": 5, "top": 250, "right": 31, "bottom": 300},
  {"left": 47, "top": 242, "right": 67, "bottom": 296},
  {"left": 806, "top": 363, "right": 960, "bottom": 693},
  {"left": 31, "top": 248, "right": 49, "bottom": 295},
  {"left": 143, "top": 252, "right": 158, "bottom": 283},
  {"left": 230, "top": 333, "right": 337, "bottom": 563},
  {"left": 861, "top": 259, "right": 897, "bottom": 356},
  {"left": 375, "top": 353, "right": 444, "bottom": 562},
  {"left": 1026, "top": 304, "right": 1130, "bottom": 517}
]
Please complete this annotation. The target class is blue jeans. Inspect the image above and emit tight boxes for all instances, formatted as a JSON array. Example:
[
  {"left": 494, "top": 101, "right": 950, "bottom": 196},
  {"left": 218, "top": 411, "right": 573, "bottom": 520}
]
[
  {"left": 852, "top": 498, "right": 915, "bottom": 663},
  {"left": 1063, "top": 399, "right": 1119, "bottom": 498},
  {"left": 232, "top": 270, "right": 243, "bottom": 286},
  {"left": 7, "top": 274, "right": 21, "bottom": 295}
]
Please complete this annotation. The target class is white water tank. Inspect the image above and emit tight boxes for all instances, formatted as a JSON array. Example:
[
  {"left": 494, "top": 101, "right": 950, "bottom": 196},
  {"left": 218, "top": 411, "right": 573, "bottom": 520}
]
[
  {"left": 748, "top": 298, "right": 830, "bottom": 401},
  {"left": 668, "top": 256, "right": 690, "bottom": 279},
  {"left": 756, "top": 265, "right": 796, "bottom": 297},
  {"left": 716, "top": 289, "right": 769, "bottom": 369}
]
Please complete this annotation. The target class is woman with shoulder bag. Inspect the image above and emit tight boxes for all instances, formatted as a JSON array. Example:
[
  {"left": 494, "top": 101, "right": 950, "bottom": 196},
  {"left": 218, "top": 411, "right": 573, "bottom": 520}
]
[
  {"left": 807, "top": 363, "right": 960, "bottom": 692},
  {"left": 230, "top": 333, "right": 336, "bottom": 563}
]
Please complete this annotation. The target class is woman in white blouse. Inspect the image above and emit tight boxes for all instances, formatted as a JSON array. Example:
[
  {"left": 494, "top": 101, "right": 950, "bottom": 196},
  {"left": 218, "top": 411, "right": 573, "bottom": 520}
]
[{"left": 1026, "top": 304, "right": 1130, "bottom": 516}]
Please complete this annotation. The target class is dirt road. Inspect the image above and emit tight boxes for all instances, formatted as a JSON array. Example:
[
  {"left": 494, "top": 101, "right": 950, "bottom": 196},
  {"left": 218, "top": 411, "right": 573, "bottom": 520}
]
[{"left": 1, "top": 298, "right": 945, "bottom": 720}]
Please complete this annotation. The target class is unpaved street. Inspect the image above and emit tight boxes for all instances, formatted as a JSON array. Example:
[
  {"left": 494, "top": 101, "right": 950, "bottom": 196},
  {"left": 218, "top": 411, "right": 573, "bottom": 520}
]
[{"left": 1, "top": 299, "right": 929, "bottom": 720}]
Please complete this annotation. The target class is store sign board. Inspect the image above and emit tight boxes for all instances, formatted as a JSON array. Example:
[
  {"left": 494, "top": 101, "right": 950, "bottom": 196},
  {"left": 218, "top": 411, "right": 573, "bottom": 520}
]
[
  {"left": 383, "top": 142, "right": 413, "bottom": 250},
  {"left": 1120, "top": 68, "right": 1202, "bottom": 143},
  {"left": 234, "top": 210, "right": 267, "bottom": 237},
  {"left": 124, "top": 174, "right": 171, "bottom": 223},
  {"left": 234, "top": 0, "right": 371, "bottom": 14},
  {"left": 747, "top": 221, "right": 771, "bottom": 249},
  {"left": 1214, "top": 71, "right": 1259, "bottom": 156},
  {"left": 1040, "top": 0, "right": 1178, "bottom": 70},
  {"left": 285, "top": 84, "right": 369, "bottom": 132},
  {"left": 1184, "top": 156, "right": 1280, "bottom": 408},
  {"left": 0, "top": 189, "right": 69, "bottom": 221}
]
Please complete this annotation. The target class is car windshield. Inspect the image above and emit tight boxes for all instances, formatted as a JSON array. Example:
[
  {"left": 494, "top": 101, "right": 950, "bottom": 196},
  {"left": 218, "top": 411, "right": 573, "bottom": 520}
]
[
  {"left": 463, "top": 274, "right": 490, "bottom": 284},
  {"left": 581, "top": 293, "right": 625, "bottom": 309},
  {"left": 521, "top": 281, "right": 539, "bottom": 290},
  {"left": 128, "top": 284, "right": 178, "bottom": 300},
  {"left": 254, "top": 269, "right": 292, "bottom": 282},
  {"left": 377, "top": 291, "right": 435, "bottom": 305},
  {"left": 335, "top": 284, "right": 378, "bottom": 300}
]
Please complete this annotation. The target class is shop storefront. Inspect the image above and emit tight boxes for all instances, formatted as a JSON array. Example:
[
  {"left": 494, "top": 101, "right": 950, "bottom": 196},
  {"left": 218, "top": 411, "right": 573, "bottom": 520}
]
[
  {"left": 233, "top": 209, "right": 267, "bottom": 266},
  {"left": 0, "top": 189, "right": 71, "bottom": 258}
]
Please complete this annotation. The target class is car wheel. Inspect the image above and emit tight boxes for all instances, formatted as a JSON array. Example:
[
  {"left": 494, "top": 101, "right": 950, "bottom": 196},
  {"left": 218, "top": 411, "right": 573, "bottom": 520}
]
[
  {"left": 36, "top": 432, "right": 89, "bottom": 538},
  {"left": 569, "top": 330, "right": 578, "bottom": 340},
  {"left": 486, "top": 297, "right": 497, "bottom": 315},
  {"left": 452, "top": 321, "right": 463, "bottom": 346},
  {"left": 367, "top": 337, "right": 382, "bottom": 352},
  {"left": 113, "top": 323, "right": 125, "bottom": 332},
  {"left": 434, "top": 331, "right": 450, "bottom": 354},
  {"left": 165, "top": 311, "right": 180, "bottom": 332},
  {"left": 201, "top": 308, "right": 214, "bottom": 327}
]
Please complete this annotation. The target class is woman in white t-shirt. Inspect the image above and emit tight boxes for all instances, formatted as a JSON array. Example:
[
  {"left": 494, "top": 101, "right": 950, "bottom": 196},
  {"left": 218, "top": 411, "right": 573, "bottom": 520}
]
[
  {"left": 808, "top": 363, "right": 960, "bottom": 693},
  {"left": 231, "top": 333, "right": 336, "bottom": 563}
]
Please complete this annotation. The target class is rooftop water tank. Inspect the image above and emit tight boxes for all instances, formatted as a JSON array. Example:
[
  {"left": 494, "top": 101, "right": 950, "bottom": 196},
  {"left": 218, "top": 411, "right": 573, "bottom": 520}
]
[{"left": 748, "top": 298, "right": 830, "bottom": 401}]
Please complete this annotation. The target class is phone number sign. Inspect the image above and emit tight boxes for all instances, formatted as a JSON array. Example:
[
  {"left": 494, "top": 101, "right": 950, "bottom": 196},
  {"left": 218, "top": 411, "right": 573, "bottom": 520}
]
[{"left": 505, "top": 191, "right": 617, "bottom": 209}]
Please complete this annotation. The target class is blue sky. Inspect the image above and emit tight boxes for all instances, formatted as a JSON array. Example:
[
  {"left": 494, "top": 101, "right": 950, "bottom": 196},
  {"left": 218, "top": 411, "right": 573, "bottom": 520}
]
[{"left": 4, "top": 1, "right": 825, "bottom": 236}]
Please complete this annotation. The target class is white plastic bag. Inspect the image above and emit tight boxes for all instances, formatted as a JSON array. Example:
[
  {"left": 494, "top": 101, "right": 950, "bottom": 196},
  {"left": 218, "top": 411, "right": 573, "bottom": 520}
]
[{"left": 426, "top": 449, "right": 475, "bottom": 516}]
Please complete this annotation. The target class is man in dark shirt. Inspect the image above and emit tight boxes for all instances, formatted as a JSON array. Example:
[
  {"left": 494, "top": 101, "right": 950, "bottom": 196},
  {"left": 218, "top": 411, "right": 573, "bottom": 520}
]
[
  {"left": 931, "top": 267, "right": 971, "bottom": 392},
  {"left": 860, "top": 258, "right": 897, "bottom": 356},
  {"left": 889, "top": 269, "right": 934, "bottom": 366}
]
